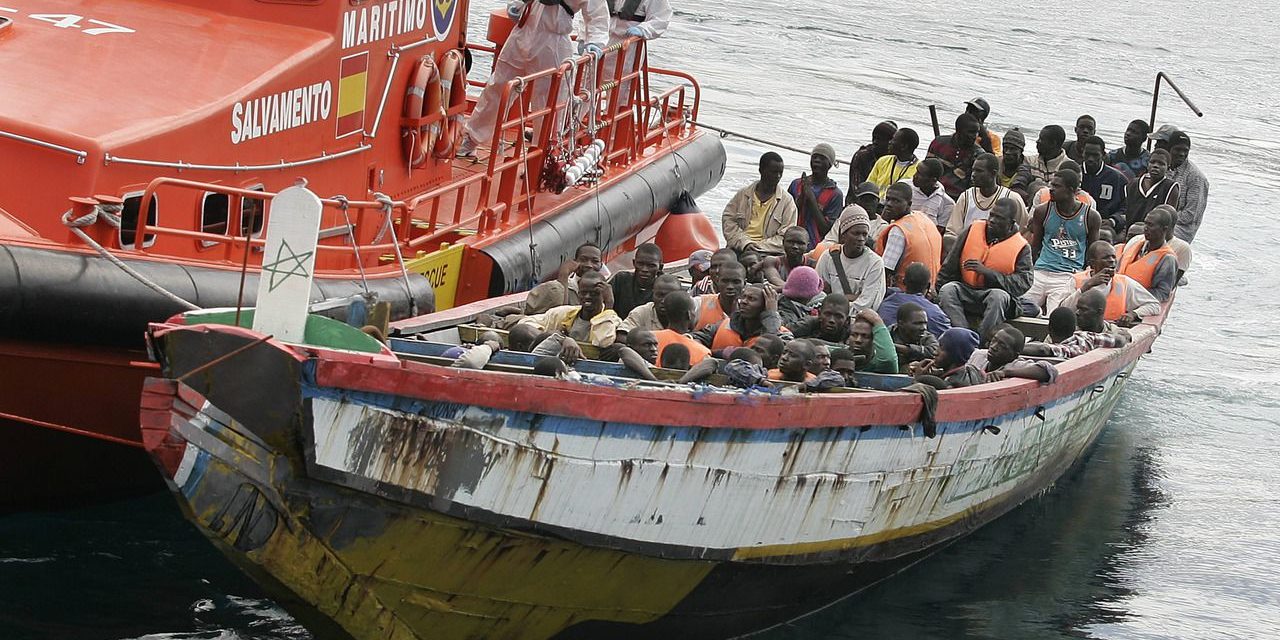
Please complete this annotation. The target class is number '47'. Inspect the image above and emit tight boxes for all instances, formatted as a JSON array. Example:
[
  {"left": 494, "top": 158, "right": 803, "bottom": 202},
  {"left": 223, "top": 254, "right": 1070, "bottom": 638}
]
[{"left": 28, "top": 13, "right": 134, "bottom": 35}]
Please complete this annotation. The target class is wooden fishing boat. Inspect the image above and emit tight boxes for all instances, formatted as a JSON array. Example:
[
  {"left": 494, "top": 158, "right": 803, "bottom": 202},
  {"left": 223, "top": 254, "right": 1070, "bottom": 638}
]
[
  {"left": 0, "top": 0, "right": 723, "bottom": 504},
  {"left": 140, "top": 250, "right": 1166, "bottom": 639}
]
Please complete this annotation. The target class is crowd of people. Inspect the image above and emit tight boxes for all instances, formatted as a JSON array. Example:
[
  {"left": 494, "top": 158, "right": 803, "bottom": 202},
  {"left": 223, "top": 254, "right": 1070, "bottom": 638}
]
[{"left": 448, "top": 100, "right": 1207, "bottom": 393}]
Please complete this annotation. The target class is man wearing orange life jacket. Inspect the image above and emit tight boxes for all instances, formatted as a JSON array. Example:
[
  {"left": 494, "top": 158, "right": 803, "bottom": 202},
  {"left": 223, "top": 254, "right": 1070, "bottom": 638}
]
[
  {"left": 1057, "top": 240, "right": 1160, "bottom": 327},
  {"left": 936, "top": 199, "right": 1034, "bottom": 342},
  {"left": 876, "top": 181, "right": 942, "bottom": 291},
  {"left": 767, "top": 339, "right": 818, "bottom": 383},
  {"left": 650, "top": 291, "right": 711, "bottom": 367},
  {"left": 693, "top": 261, "right": 746, "bottom": 330},
  {"left": 1117, "top": 205, "right": 1179, "bottom": 303},
  {"left": 691, "top": 284, "right": 784, "bottom": 354}
]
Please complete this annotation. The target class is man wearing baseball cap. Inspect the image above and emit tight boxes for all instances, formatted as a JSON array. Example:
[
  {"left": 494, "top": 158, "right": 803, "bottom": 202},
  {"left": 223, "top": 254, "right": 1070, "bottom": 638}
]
[
  {"left": 1151, "top": 125, "right": 1208, "bottom": 243},
  {"left": 788, "top": 143, "right": 845, "bottom": 250},
  {"left": 965, "top": 97, "right": 1002, "bottom": 155},
  {"left": 821, "top": 182, "right": 885, "bottom": 249}
]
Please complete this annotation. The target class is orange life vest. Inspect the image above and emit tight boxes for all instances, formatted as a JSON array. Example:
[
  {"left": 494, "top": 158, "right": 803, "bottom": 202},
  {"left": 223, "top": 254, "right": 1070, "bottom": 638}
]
[
  {"left": 694, "top": 294, "right": 728, "bottom": 331},
  {"left": 959, "top": 220, "right": 1029, "bottom": 288},
  {"left": 1037, "top": 188, "right": 1096, "bottom": 207},
  {"left": 655, "top": 329, "right": 711, "bottom": 366},
  {"left": 1071, "top": 271, "right": 1130, "bottom": 321},
  {"left": 710, "top": 321, "right": 762, "bottom": 352},
  {"left": 876, "top": 211, "right": 942, "bottom": 289},
  {"left": 1117, "top": 241, "right": 1176, "bottom": 290}
]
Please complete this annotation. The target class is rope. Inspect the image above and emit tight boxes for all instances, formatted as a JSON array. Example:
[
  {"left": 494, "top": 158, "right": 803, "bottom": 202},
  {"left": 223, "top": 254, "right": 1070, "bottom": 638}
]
[
  {"left": 516, "top": 83, "right": 540, "bottom": 289},
  {"left": 373, "top": 192, "right": 417, "bottom": 316},
  {"left": 61, "top": 205, "right": 199, "bottom": 311},
  {"left": 332, "top": 195, "right": 372, "bottom": 298},
  {"left": 688, "top": 120, "right": 840, "bottom": 167}
]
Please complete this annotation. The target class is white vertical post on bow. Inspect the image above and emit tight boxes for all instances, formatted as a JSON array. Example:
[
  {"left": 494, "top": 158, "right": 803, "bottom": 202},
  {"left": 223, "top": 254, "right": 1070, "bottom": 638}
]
[{"left": 252, "top": 183, "right": 323, "bottom": 343}]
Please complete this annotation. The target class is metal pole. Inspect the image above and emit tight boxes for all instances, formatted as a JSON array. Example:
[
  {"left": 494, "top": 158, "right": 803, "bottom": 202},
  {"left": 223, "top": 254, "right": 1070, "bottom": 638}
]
[
  {"left": 928, "top": 105, "right": 941, "bottom": 139},
  {"left": 1147, "top": 72, "right": 1204, "bottom": 150}
]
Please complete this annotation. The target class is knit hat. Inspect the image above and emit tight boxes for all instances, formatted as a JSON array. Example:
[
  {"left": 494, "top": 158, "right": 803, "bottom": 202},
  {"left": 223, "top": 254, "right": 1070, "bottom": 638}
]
[
  {"left": 688, "top": 249, "right": 713, "bottom": 271},
  {"left": 837, "top": 204, "right": 871, "bottom": 234},
  {"left": 1004, "top": 127, "right": 1025, "bottom": 151},
  {"left": 938, "top": 328, "right": 980, "bottom": 366},
  {"left": 782, "top": 266, "right": 822, "bottom": 300},
  {"left": 811, "top": 143, "right": 837, "bottom": 166}
]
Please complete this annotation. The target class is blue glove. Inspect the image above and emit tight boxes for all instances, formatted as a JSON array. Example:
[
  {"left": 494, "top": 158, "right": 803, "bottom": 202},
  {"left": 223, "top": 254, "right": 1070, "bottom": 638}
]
[
  {"left": 625, "top": 26, "right": 645, "bottom": 38},
  {"left": 584, "top": 43, "right": 603, "bottom": 58},
  {"left": 506, "top": 1, "right": 523, "bottom": 19},
  {"left": 576, "top": 40, "right": 587, "bottom": 55}
]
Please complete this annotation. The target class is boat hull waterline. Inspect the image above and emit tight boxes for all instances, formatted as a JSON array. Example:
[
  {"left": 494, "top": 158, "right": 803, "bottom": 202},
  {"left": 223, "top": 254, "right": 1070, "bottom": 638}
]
[{"left": 142, "top": 319, "right": 1153, "bottom": 639}]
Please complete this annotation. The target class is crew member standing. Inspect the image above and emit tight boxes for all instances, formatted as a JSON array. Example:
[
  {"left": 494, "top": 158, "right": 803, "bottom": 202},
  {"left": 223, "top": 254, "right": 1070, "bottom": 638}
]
[{"left": 460, "top": 0, "right": 611, "bottom": 156}]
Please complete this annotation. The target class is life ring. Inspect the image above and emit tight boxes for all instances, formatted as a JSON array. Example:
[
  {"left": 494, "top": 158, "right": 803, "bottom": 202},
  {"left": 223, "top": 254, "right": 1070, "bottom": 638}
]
[
  {"left": 402, "top": 56, "right": 444, "bottom": 169},
  {"left": 432, "top": 49, "right": 467, "bottom": 159}
]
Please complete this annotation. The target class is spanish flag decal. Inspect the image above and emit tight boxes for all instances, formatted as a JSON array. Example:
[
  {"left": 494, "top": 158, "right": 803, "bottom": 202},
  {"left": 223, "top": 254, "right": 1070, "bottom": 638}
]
[{"left": 336, "top": 52, "right": 369, "bottom": 139}]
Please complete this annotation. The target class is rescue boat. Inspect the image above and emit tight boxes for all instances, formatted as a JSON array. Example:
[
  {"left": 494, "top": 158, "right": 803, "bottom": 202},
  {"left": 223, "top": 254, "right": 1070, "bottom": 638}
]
[
  {"left": 0, "top": 0, "right": 724, "bottom": 504},
  {"left": 139, "top": 217, "right": 1168, "bottom": 639}
]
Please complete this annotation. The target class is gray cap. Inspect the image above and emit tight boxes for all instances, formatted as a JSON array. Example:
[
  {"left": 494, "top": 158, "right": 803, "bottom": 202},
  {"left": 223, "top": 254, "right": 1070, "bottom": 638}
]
[{"left": 1150, "top": 124, "right": 1191, "bottom": 147}]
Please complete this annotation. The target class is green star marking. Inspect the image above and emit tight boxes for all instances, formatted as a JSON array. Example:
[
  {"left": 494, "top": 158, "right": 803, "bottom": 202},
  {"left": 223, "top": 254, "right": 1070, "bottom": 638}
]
[{"left": 262, "top": 238, "right": 314, "bottom": 292}]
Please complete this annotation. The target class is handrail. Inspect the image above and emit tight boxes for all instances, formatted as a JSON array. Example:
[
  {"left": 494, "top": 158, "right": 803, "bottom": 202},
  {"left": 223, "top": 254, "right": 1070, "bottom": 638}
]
[
  {"left": 1148, "top": 71, "right": 1203, "bottom": 150},
  {"left": 0, "top": 129, "right": 89, "bottom": 164},
  {"left": 104, "top": 143, "right": 372, "bottom": 171}
]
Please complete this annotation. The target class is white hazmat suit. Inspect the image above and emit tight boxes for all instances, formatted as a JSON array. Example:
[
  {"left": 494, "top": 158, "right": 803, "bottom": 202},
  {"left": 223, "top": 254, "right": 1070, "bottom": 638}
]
[{"left": 463, "top": 0, "right": 610, "bottom": 151}]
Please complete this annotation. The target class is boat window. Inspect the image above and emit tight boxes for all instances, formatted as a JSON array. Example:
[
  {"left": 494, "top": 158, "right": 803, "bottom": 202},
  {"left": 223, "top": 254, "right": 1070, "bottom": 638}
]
[
  {"left": 119, "top": 193, "right": 158, "bottom": 249},
  {"left": 200, "top": 192, "right": 231, "bottom": 248},
  {"left": 240, "top": 186, "right": 266, "bottom": 237}
]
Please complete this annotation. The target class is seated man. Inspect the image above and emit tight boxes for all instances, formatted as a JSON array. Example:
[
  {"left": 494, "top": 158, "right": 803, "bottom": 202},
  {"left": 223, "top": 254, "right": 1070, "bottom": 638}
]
[
  {"left": 847, "top": 121, "right": 898, "bottom": 194},
  {"left": 777, "top": 265, "right": 824, "bottom": 327},
  {"left": 1045, "top": 306, "right": 1077, "bottom": 344},
  {"left": 927, "top": 112, "right": 982, "bottom": 199},
  {"left": 967, "top": 325, "right": 1058, "bottom": 383},
  {"left": 686, "top": 249, "right": 713, "bottom": 287},
  {"left": 769, "top": 339, "right": 818, "bottom": 383},
  {"left": 908, "top": 158, "right": 956, "bottom": 233},
  {"left": 847, "top": 308, "right": 899, "bottom": 374},
  {"left": 658, "top": 343, "right": 691, "bottom": 370},
  {"left": 1023, "top": 289, "right": 1132, "bottom": 358},
  {"left": 1108, "top": 119, "right": 1152, "bottom": 180},
  {"left": 652, "top": 291, "right": 712, "bottom": 366},
  {"left": 998, "top": 128, "right": 1035, "bottom": 203},
  {"left": 890, "top": 302, "right": 938, "bottom": 373},
  {"left": 788, "top": 292, "right": 851, "bottom": 345},
  {"left": 814, "top": 207, "right": 886, "bottom": 311},
  {"left": 908, "top": 327, "right": 984, "bottom": 388},
  {"left": 492, "top": 242, "right": 606, "bottom": 322},
  {"left": 693, "top": 261, "right": 746, "bottom": 330},
  {"left": 937, "top": 199, "right": 1033, "bottom": 341},
  {"left": 508, "top": 323, "right": 547, "bottom": 352},
  {"left": 1080, "top": 136, "right": 1130, "bottom": 228},
  {"left": 609, "top": 242, "right": 663, "bottom": 319},
  {"left": 691, "top": 284, "right": 783, "bottom": 354},
  {"left": 1024, "top": 168, "right": 1102, "bottom": 315},
  {"left": 762, "top": 226, "right": 816, "bottom": 286},
  {"left": 722, "top": 151, "right": 798, "bottom": 255},
  {"left": 1117, "top": 205, "right": 1179, "bottom": 302},
  {"left": 815, "top": 188, "right": 886, "bottom": 258},
  {"left": 1057, "top": 241, "right": 1161, "bottom": 327},
  {"left": 947, "top": 152, "right": 1029, "bottom": 236},
  {"left": 867, "top": 127, "right": 921, "bottom": 196},
  {"left": 751, "top": 333, "right": 785, "bottom": 370},
  {"left": 1026, "top": 124, "right": 1069, "bottom": 185},
  {"left": 788, "top": 143, "right": 845, "bottom": 246},
  {"left": 518, "top": 270, "right": 621, "bottom": 352},
  {"left": 690, "top": 248, "right": 737, "bottom": 296},
  {"left": 879, "top": 262, "right": 951, "bottom": 337},
  {"left": 828, "top": 347, "right": 860, "bottom": 387},
  {"left": 738, "top": 247, "right": 767, "bottom": 284},
  {"left": 1122, "top": 148, "right": 1179, "bottom": 231},
  {"left": 618, "top": 274, "right": 683, "bottom": 338},
  {"left": 877, "top": 182, "right": 943, "bottom": 291}
]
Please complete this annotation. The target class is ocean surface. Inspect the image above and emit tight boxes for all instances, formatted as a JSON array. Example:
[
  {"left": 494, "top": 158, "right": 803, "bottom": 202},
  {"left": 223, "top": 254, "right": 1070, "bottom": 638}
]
[{"left": 4, "top": 1, "right": 1280, "bottom": 638}]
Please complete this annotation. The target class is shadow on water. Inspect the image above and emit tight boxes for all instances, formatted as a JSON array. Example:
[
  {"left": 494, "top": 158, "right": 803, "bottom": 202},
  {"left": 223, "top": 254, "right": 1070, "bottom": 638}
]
[
  {"left": 0, "top": 493, "right": 307, "bottom": 640},
  {"left": 759, "top": 421, "right": 1168, "bottom": 640}
]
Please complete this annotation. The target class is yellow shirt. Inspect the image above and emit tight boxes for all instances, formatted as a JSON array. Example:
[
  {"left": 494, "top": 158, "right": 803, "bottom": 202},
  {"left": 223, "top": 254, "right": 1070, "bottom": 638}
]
[
  {"left": 745, "top": 192, "right": 773, "bottom": 241},
  {"left": 867, "top": 154, "right": 920, "bottom": 195}
]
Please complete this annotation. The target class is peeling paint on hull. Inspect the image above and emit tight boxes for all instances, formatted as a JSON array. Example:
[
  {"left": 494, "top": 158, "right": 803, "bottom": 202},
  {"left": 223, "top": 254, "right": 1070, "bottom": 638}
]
[{"left": 142, "top": 319, "right": 1155, "bottom": 640}]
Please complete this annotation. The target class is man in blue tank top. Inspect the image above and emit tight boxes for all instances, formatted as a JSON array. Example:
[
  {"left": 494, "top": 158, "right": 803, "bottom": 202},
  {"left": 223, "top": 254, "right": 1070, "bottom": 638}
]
[{"left": 1023, "top": 168, "right": 1101, "bottom": 315}]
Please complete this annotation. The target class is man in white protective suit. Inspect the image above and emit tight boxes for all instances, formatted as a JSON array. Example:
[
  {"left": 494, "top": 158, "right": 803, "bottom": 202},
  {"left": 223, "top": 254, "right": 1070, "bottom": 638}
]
[
  {"left": 459, "top": 0, "right": 611, "bottom": 157},
  {"left": 580, "top": 0, "right": 671, "bottom": 106}
]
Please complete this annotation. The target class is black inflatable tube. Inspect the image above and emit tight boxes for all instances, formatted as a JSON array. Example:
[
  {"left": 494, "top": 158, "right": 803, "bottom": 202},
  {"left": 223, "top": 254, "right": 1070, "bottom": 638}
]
[
  {"left": 0, "top": 245, "right": 434, "bottom": 346},
  {"left": 479, "top": 133, "right": 726, "bottom": 293}
]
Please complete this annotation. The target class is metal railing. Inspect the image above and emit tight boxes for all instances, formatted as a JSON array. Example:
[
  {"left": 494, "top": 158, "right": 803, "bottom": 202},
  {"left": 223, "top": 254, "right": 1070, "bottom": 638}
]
[
  {"left": 87, "top": 37, "right": 701, "bottom": 271},
  {"left": 1147, "top": 71, "right": 1203, "bottom": 149}
]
